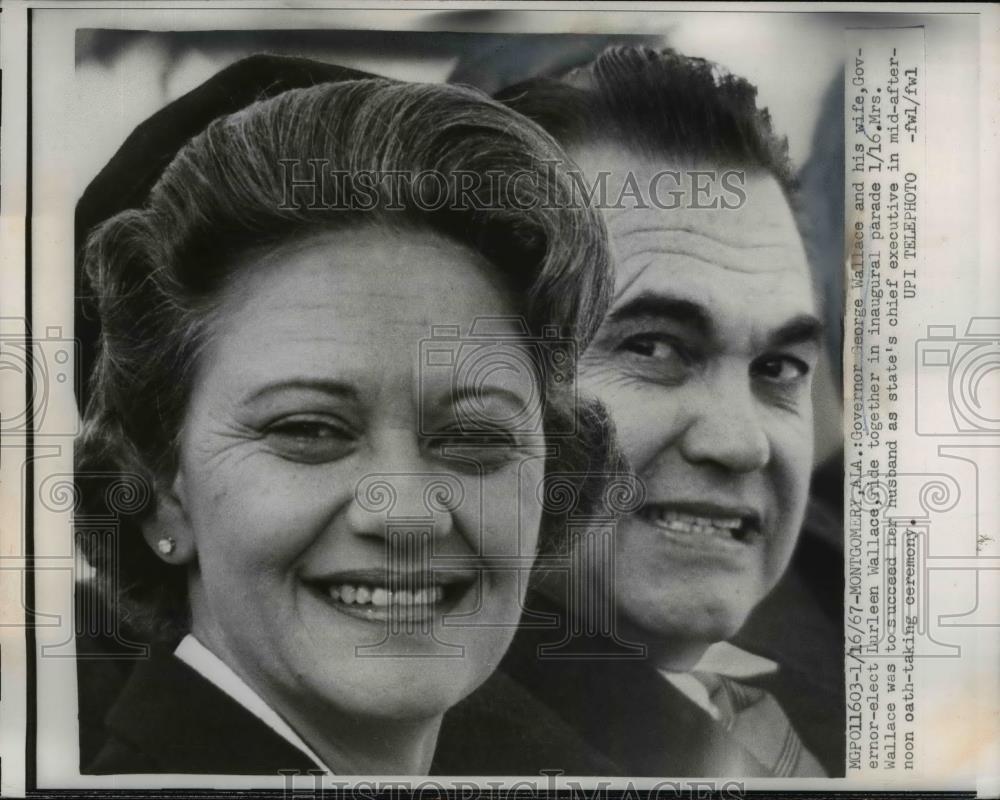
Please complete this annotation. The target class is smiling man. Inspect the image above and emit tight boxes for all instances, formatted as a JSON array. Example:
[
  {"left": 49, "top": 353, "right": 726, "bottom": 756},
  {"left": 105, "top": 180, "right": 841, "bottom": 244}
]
[
  {"left": 573, "top": 148, "right": 820, "bottom": 666},
  {"left": 444, "top": 46, "right": 842, "bottom": 777}
]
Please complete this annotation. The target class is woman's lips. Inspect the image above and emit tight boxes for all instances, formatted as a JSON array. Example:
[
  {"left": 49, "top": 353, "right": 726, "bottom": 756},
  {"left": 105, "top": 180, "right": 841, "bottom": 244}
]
[
  {"left": 303, "top": 570, "right": 478, "bottom": 624},
  {"left": 330, "top": 583, "right": 444, "bottom": 607}
]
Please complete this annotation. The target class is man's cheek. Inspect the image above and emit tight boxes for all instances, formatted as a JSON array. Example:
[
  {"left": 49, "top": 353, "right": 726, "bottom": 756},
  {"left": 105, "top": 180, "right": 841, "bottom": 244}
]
[
  {"left": 577, "top": 364, "right": 625, "bottom": 408},
  {"left": 768, "top": 538, "right": 800, "bottom": 591},
  {"left": 615, "top": 399, "right": 683, "bottom": 468},
  {"left": 771, "top": 424, "right": 814, "bottom": 486}
]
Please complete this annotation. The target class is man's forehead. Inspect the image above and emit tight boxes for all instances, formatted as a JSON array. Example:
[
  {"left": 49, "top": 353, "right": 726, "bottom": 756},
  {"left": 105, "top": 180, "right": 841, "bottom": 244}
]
[{"left": 571, "top": 144, "right": 806, "bottom": 270}]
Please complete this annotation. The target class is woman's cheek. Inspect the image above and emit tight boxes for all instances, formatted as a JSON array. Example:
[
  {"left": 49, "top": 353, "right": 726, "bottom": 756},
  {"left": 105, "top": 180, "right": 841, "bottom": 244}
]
[
  {"left": 462, "top": 464, "right": 535, "bottom": 558},
  {"left": 514, "top": 461, "right": 545, "bottom": 554},
  {"left": 202, "top": 463, "right": 340, "bottom": 555}
]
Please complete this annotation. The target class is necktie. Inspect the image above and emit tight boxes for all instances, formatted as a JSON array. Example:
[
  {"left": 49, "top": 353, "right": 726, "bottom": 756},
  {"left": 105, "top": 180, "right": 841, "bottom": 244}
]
[{"left": 692, "top": 671, "right": 827, "bottom": 777}]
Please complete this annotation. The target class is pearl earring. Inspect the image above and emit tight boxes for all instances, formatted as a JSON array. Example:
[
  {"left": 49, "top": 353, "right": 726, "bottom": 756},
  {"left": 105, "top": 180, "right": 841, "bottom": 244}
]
[{"left": 156, "top": 537, "right": 176, "bottom": 556}]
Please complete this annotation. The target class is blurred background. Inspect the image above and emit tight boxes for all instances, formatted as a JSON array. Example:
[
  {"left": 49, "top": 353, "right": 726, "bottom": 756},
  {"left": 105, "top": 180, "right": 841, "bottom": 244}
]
[{"left": 75, "top": 12, "right": 849, "bottom": 186}]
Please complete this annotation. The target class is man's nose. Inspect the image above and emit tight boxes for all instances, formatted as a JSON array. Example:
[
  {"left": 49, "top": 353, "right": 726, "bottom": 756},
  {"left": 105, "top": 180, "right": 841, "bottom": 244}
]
[
  {"left": 346, "top": 440, "right": 458, "bottom": 538},
  {"left": 678, "top": 375, "right": 771, "bottom": 473}
]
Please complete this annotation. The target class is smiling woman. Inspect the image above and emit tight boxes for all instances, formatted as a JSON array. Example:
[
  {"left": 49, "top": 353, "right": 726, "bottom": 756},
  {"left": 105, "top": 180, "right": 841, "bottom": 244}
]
[{"left": 73, "top": 55, "right": 615, "bottom": 776}]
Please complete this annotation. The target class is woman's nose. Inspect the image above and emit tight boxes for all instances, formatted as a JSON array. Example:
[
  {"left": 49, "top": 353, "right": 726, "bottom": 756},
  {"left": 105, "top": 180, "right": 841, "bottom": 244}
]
[
  {"left": 346, "top": 444, "right": 459, "bottom": 539},
  {"left": 678, "top": 376, "right": 771, "bottom": 474}
]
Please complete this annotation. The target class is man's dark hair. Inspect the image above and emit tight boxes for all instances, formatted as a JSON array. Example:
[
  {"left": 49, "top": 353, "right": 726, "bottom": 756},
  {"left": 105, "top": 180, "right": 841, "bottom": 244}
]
[{"left": 495, "top": 45, "right": 796, "bottom": 195}]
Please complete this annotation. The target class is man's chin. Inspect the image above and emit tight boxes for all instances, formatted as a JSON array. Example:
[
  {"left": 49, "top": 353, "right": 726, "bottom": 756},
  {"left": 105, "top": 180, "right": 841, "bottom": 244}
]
[{"left": 622, "top": 593, "right": 757, "bottom": 653}]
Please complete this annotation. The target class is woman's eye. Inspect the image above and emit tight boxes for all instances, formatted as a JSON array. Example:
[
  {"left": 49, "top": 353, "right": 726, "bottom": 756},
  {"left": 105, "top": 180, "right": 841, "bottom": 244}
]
[
  {"left": 425, "top": 429, "right": 521, "bottom": 472},
  {"left": 265, "top": 417, "right": 356, "bottom": 463},
  {"left": 752, "top": 355, "right": 810, "bottom": 384}
]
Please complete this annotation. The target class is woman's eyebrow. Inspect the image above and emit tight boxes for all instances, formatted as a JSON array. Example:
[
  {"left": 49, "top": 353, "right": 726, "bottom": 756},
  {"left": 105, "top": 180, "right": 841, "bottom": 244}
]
[
  {"left": 450, "top": 385, "right": 534, "bottom": 409},
  {"left": 606, "top": 291, "right": 712, "bottom": 338},
  {"left": 243, "top": 378, "right": 360, "bottom": 404}
]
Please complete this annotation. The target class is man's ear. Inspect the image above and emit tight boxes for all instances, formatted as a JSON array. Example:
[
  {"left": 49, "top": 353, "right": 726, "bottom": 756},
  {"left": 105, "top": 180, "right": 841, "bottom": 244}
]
[{"left": 140, "top": 471, "right": 197, "bottom": 565}]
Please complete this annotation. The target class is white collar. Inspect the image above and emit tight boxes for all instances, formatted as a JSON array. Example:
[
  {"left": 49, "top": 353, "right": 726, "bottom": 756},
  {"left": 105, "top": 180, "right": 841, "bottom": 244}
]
[
  {"left": 659, "top": 670, "right": 724, "bottom": 720},
  {"left": 658, "top": 642, "right": 779, "bottom": 721},
  {"left": 174, "top": 634, "right": 332, "bottom": 774},
  {"left": 691, "top": 641, "right": 779, "bottom": 679}
]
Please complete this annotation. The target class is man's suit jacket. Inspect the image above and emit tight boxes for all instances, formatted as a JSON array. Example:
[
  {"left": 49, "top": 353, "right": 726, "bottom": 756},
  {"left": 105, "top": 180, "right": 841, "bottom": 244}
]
[
  {"left": 475, "top": 616, "right": 753, "bottom": 777},
  {"left": 464, "top": 589, "right": 844, "bottom": 778},
  {"left": 439, "top": 483, "right": 847, "bottom": 778},
  {"left": 83, "top": 643, "right": 614, "bottom": 775}
]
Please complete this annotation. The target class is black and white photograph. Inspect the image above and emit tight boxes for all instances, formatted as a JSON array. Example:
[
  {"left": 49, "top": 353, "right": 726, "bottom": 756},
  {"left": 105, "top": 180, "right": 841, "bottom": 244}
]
[{"left": 0, "top": 3, "right": 997, "bottom": 796}]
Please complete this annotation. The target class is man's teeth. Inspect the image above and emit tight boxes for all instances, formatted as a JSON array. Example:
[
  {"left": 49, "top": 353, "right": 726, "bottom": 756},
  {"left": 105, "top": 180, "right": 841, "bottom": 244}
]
[
  {"left": 643, "top": 508, "right": 750, "bottom": 539},
  {"left": 329, "top": 584, "right": 445, "bottom": 606}
]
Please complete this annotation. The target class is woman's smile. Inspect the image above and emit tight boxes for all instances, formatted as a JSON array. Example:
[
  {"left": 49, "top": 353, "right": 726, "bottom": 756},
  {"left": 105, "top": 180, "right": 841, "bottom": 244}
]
[
  {"left": 301, "top": 566, "right": 482, "bottom": 625},
  {"left": 302, "top": 570, "right": 480, "bottom": 625}
]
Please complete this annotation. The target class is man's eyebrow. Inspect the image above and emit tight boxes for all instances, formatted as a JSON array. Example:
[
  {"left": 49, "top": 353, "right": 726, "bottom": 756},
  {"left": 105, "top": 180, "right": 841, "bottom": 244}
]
[
  {"left": 767, "top": 314, "right": 824, "bottom": 348},
  {"left": 606, "top": 292, "right": 711, "bottom": 337}
]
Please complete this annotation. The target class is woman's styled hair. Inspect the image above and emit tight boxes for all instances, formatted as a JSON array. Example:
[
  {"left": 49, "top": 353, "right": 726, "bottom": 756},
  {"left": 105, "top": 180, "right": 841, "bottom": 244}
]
[
  {"left": 495, "top": 45, "right": 796, "bottom": 195},
  {"left": 76, "top": 75, "right": 616, "bottom": 642}
]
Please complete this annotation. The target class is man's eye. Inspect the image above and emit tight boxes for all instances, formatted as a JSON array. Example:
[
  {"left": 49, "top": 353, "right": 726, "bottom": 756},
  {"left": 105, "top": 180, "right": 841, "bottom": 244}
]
[
  {"left": 621, "top": 334, "right": 683, "bottom": 360},
  {"left": 616, "top": 333, "right": 692, "bottom": 382},
  {"left": 752, "top": 355, "right": 810, "bottom": 384},
  {"left": 265, "top": 417, "right": 356, "bottom": 463}
]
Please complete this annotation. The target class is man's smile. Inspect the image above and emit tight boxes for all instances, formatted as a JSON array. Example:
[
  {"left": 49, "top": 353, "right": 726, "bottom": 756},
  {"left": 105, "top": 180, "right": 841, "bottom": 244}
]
[{"left": 636, "top": 501, "right": 763, "bottom": 544}]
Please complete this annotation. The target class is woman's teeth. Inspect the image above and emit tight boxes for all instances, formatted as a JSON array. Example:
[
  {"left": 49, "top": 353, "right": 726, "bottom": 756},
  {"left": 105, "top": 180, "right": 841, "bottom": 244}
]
[
  {"left": 642, "top": 508, "right": 751, "bottom": 541},
  {"left": 328, "top": 584, "right": 445, "bottom": 606}
]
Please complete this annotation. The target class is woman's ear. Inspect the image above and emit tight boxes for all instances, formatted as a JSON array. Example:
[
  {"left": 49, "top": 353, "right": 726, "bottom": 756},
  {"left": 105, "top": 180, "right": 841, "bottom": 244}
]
[{"left": 140, "top": 472, "right": 197, "bottom": 565}]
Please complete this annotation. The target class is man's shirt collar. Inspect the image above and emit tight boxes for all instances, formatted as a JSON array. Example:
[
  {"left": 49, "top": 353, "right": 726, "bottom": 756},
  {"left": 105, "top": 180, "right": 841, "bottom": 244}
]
[{"left": 657, "top": 642, "right": 779, "bottom": 720}]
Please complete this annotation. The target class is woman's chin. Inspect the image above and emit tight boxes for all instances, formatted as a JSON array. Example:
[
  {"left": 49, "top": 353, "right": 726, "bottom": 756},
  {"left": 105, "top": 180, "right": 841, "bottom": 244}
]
[
  {"left": 278, "top": 578, "right": 515, "bottom": 719},
  {"left": 305, "top": 658, "right": 485, "bottom": 723}
]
